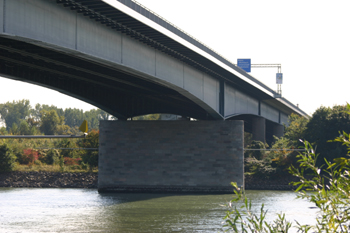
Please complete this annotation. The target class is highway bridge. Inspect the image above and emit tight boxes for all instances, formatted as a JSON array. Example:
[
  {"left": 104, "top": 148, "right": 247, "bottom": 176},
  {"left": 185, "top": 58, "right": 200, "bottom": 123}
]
[{"left": 0, "top": 0, "right": 307, "bottom": 192}]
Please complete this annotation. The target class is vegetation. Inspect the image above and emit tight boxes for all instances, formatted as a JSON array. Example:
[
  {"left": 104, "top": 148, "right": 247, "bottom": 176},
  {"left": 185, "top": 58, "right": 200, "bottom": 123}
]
[
  {"left": 2, "top": 99, "right": 350, "bottom": 178},
  {"left": 304, "top": 105, "right": 350, "bottom": 166},
  {"left": 0, "top": 143, "right": 16, "bottom": 171},
  {"left": 223, "top": 104, "right": 350, "bottom": 232},
  {"left": 0, "top": 99, "right": 107, "bottom": 172},
  {"left": 245, "top": 104, "right": 350, "bottom": 179},
  {"left": 244, "top": 113, "right": 308, "bottom": 179},
  {"left": 0, "top": 100, "right": 114, "bottom": 132},
  {"left": 0, "top": 100, "right": 165, "bottom": 173}
]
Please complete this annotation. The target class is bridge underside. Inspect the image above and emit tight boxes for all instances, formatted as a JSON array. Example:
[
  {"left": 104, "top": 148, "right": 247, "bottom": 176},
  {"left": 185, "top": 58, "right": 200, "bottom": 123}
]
[
  {"left": 229, "top": 115, "right": 284, "bottom": 145},
  {"left": 0, "top": 0, "right": 297, "bottom": 143},
  {"left": 0, "top": 37, "right": 211, "bottom": 120}
]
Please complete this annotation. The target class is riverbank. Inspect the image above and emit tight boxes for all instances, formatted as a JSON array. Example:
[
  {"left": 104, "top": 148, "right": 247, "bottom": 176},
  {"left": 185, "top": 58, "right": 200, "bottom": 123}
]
[
  {"left": 0, "top": 171, "right": 97, "bottom": 189},
  {"left": 245, "top": 174, "right": 298, "bottom": 190},
  {"left": 0, "top": 171, "right": 298, "bottom": 190}
]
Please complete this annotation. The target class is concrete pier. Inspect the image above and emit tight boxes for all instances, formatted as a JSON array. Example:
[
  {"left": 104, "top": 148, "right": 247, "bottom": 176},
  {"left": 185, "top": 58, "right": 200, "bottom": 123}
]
[{"left": 98, "top": 120, "right": 244, "bottom": 193}]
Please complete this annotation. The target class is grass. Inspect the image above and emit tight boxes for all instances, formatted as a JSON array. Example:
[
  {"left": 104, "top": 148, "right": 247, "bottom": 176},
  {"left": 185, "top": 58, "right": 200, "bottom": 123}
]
[{"left": 14, "top": 164, "right": 98, "bottom": 173}]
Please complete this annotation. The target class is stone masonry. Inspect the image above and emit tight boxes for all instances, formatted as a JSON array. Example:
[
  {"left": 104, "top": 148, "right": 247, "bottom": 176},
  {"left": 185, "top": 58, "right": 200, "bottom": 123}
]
[{"left": 98, "top": 120, "right": 244, "bottom": 193}]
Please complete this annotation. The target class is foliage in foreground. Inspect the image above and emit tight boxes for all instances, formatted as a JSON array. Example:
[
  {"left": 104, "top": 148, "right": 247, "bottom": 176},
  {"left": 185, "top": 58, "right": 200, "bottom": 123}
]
[
  {"left": 224, "top": 141, "right": 350, "bottom": 232},
  {"left": 223, "top": 106, "right": 350, "bottom": 232}
]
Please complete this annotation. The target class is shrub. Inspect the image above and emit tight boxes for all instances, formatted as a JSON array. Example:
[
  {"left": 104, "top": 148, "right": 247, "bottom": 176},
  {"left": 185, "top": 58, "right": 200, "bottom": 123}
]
[
  {"left": 42, "top": 149, "right": 60, "bottom": 165},
  {"left": 64, "top": 157, "right": 81, "bottom": 165},
  {"left": 20, "top": 149, "right": 40, "bottom": 165},
  {"left": 245, "top": 140, "right": 268, "bottom": 160},
  {"left": 0, "top": 143, "right": 16, "bottom": 171},
  {"left": 245, "top": 157, "right": 276, "bottom": 178}
]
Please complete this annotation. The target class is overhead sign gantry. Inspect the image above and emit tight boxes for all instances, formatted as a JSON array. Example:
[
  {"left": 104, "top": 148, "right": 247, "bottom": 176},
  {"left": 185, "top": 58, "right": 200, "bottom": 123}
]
[{"left": 237, "top": 60, "right": 283, "bottom": 98}]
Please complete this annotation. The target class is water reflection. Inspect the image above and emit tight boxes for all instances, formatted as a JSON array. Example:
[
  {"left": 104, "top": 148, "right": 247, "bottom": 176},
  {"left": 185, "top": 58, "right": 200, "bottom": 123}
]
[{"left": 0, "top": 188, "right": 316, "bottom": 232}]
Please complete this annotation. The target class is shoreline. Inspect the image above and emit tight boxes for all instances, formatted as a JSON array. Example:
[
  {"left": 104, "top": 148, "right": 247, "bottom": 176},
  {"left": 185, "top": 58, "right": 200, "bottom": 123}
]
[
  {"left": 0, "top": 171, "right": 98, "bottom": 189},
  {"left": 0, "top": 171, "right": 298, "bottom": 191}
]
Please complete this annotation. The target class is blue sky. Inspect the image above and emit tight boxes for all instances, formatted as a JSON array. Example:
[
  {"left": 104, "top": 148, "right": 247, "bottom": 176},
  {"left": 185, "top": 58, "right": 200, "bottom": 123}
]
[{"left": 1, "top": 0, "right": 349, "bottom": 116}]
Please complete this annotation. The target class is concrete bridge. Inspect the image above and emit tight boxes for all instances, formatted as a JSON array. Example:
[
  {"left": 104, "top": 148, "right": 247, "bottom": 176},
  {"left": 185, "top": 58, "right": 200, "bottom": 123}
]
[{"left": 0, "top": 0, "right": 307, "bottom": 192}]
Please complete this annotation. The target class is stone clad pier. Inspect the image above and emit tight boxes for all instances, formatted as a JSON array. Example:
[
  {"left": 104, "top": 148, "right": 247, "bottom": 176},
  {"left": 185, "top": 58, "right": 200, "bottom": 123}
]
[{"left": 98, "top": 120, "right": 244, "bottom": 193}]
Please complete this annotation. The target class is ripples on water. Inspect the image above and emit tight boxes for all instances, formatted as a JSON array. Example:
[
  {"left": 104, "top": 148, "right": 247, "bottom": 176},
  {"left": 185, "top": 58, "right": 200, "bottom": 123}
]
[{"left": 0, "top": 188, "right": 316, "bottom": 232}]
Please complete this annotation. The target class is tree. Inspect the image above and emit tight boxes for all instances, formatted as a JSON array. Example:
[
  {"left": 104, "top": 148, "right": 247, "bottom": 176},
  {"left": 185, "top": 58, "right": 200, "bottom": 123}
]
[
  {"left": 10, "top": 123, "right": 18, "bottom": 135},
  {"left": 79, "top": 130, "right": 99, "bottom": 169},
  {"left": 284, "top": 113, "right": 308, "bottom": 145},
  {"left": 0, "top": 127, "right": 8, "bottom": 135},
  {"left": 64, "top": 108, "right": 84, "bottom": 129},
  {"left": 40, "top": 110, "right": 60, "bottom": 135},
  {"left": 0, "top": 143, "right": 16, "bottom": 171},
  {"left": 0, "top": 99, "right": 31, "bottom": 130},
  {"left": 18, "top": 120, "right": 31, "bottom": 135},
  {"left": 32, "top": 103, "right": 64, "bottom": 121},
  {"left": 304, "top": 104, "right": 350, "bottom": 165},
  {"left": 269, "top": 136, "right": 298, "bottom": 174}
]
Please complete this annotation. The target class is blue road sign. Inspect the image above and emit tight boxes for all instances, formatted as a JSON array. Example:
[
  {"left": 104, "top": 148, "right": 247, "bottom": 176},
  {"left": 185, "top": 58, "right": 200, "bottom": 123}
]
[
  {"left": 276, "top": 73, "right": 283, "bottom": 84},
  {"left": 237, "top": 59, "right": 251, "bottom": 72}
]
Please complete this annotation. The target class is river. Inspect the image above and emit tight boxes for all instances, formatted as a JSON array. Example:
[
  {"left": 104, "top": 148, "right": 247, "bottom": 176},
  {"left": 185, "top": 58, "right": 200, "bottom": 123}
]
[{"left": 0, "top": 188, "right": 317, "bottom": 232}]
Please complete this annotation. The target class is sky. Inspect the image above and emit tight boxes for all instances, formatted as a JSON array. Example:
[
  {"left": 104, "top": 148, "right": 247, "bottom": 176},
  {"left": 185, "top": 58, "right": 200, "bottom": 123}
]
[{"left": 1, "top": 0, "right": 349, "bottom": 116}]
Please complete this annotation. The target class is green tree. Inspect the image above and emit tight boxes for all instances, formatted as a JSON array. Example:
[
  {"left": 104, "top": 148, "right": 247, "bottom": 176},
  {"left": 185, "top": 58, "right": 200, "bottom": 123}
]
[
  {"left": 18, "top": 120, "right": 31, "bottom": 135},
  {"left": 266, "top": 113, "right": 308, "bottom": 175},
  {"left": 304, "top": 104, "right": 350, "bottom": 165},
  {"left": 40, "top": 110, "right": 60, "bottom": 135},
  {"left": 79, "top": 130, "right": 99, "bottom": 169},
  {"left": 284, "top": 113, "right": 308, "bottom": 144},
  {"left": 81, "top": 108, "right": 114, "bottom": 130},
  {"left": 10, "top": 123, "right": 18, "bottom": 135},
  {"left": 0, "top": 99, "right": 31, "bottom": 130},
  {"left": 0, "top": 143, "right": 16, "bottom": 171},
  {"left": 269, "top": 136, "right": 298, "bottom": 174},
  {"left": 64, "top": 108, "right": 84, "bottom": 129},
  {"left": 0, "top": 127, "right": 8, "bottom": 135},
  {"left": 32, "top": 104, "right": 64, "bottom": 121}
]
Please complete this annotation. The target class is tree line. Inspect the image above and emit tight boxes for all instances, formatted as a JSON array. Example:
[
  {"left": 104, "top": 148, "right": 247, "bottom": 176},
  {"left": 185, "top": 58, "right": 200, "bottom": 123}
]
[
  {"left": 0, "top": 99, "right": 115, "bottom": 135},
  {"left": 245, "top": 104, "right": 350, "bottom": 178},
  {"left": 0, "top": 99, "right": 112, "bottom": 171},
  {"left": 1, "top": 99, "right": 350, "bottom": 174}
]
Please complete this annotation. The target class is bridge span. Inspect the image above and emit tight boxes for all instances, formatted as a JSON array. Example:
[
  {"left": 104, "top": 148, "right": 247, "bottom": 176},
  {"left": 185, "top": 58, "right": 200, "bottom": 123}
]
[{"left": 0, "top": 0, "right": 307, "bottom": 192}]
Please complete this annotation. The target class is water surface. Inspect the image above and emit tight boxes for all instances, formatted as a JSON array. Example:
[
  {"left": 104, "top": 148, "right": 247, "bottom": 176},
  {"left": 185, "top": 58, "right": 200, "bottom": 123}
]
[{"left": 0, "top": 188, "right": 316, "bottom": 232}]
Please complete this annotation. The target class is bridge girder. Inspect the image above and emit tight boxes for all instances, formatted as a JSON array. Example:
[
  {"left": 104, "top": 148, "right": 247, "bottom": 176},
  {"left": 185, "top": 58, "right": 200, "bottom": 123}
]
[{"left": 0, "top": 37, "right": 211, "bottom": 120}]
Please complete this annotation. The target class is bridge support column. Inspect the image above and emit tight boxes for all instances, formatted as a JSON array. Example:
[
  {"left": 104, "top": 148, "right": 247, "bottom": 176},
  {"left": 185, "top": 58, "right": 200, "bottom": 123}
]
[
  {"left": 273, "top": 124, "right": 284, "bottom": 138},
  {"left": 98, "top": 120, "right": 244, "bottom": 193},
  {"left": 252, "top": 117, "right": 266, "bottom": 142}
]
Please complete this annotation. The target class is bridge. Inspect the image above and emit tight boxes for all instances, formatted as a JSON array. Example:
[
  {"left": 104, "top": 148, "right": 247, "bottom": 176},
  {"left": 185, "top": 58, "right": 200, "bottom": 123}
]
[{"left": 0, "top": 0, "right": 307, "bottom": 193}]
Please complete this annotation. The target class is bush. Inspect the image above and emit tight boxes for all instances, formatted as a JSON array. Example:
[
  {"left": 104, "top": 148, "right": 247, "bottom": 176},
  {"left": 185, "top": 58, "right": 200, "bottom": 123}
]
[
  {"left": 42, "top": 149, "right": 60, "bottom": 165},
  {"left": 245, "top": 157, "right": 276, "bottom": 178},
  {"left": 64, "top": 157, "right": 81, "bottom": 165},
  {"left": 20, "top": 149, "right": 40, "bottom": 165},
  {"left": 0, "top": 143, "right": 16, "bottom": 171},
  {"left": 245, "top": 140, "right": 268, "bottom": 160}
]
